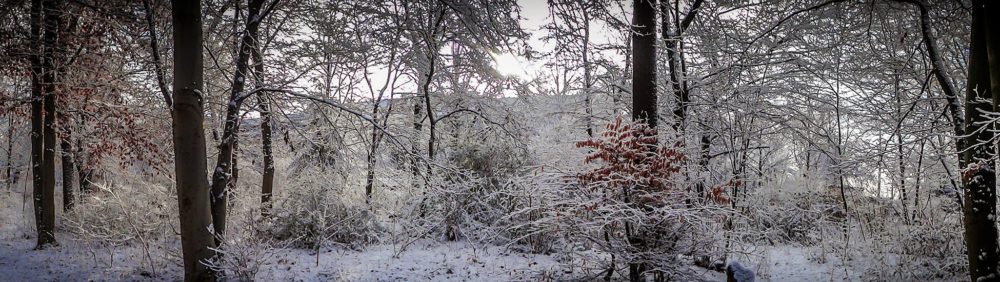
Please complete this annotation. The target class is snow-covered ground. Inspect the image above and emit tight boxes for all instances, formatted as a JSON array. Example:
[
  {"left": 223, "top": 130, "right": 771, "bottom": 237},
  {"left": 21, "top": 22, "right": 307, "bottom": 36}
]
[{"left": 0, "top": 236, "right": 566, "bottom": 281}]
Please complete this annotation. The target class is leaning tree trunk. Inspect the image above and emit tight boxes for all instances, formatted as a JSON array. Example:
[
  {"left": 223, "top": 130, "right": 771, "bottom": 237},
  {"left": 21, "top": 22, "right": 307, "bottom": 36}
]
[
  {"left": 171, "top": 0, "right": 217, "bottom": 279},
  {"left": 962, "top": 1, "right": 999, "bottom": 280},
  {"left": 210, "top": 0, "right": 265, "bottom": 241}
]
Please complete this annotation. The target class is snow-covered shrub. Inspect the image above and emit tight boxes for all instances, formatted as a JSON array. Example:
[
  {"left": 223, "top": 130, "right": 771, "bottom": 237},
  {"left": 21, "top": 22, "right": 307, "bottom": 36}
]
[
  {"left": 62, "top": 179, "right": 174, "bottom": 246},
  {"left": 401, "top": 128, "right": 542, "bottom": 246},
  {"left": 491, "top": 173, "right": 563, "bottom": 254},
  {"left": 61, "top": 176, "right": 176, "bottom": 276},
  {"left": 207, "top": 228, "right": 282, "bottom": 281},
  {"left": 864, "top": 214, "right": 966, "bottom": 280},
  {"left": 266, "top": 170, "right": 381, "bottom": 249},
  {"left": 447, "top": 134, "right": 530, "bottom": 177},
  {"left": 739, "top": 189, "right": 828, "bottom": 245}
]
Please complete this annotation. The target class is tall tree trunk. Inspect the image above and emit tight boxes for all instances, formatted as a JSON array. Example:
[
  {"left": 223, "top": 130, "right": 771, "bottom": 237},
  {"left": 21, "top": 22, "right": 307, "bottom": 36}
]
[
  {"left": 629, "top": 0, "right": 656, "bottom": 280},
  {"left": 252, "top": 35, "right": 274, "bottom": 218},
  {"left": 30, "top": 0, "right": 56, "bottom": 249},
  {"left": 210, "top": 0, "right": 265, "bottom": 241},
  {"left": 171, "top": 0, "right": 217, "bottom": 279},
  {"left": 962, "top": 1, "right": 999, "bottom": 280},
  {"left": 39, "top": 0, "right": 60, "bottom": 249}
]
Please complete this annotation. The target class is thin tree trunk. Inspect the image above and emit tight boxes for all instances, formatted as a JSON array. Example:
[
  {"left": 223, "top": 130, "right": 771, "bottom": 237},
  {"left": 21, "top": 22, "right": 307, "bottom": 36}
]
[
  {"left": 411, "top": 91, "right": 422, "bottom": 185},
  {"left": 364, "top": 92, "right": 381, "bottom": 203},
  {"left": 7, "top": 116, "right": 13, "bottom": 191},
  {"left": 913, "top": 139, "right": 925, "bottom": 221},
  {"left": 662, "top": 0, "right": 702, "bottom": 134},
  {"left": 142, "top": 0, "right": 172, "bottom": 108},
  {"left": 894, "top": 73, "right": 907, "bottom": 221},
  {"left": 171, "top": 0, "right": 217, "bottom": 279},
  {"left": 581, "top": 4, "right": 594, "bottom": 138},
  {"left": 908, "top": 1, "right": 965, "bottom": 164},
  {"left": 59, "top": 119, "right": 75, "bottom": 211},
  {"left": 418, "top": 8, "right": 446, "bottom": 175},
  {"left": 252, "top": 35, "right": 274, "bottom": 218},
  {"left": 422, "top": 52, "right": 438, "bottom": 166},
  {"left": 210, "top": 0, "right": 265, "bottom": 241},
  {"left": 75, "top": 134, "right": 91, "bottom": 194}
]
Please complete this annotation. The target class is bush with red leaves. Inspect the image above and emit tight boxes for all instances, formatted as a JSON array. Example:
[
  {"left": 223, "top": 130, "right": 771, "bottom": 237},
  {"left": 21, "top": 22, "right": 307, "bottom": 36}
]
[
  {"left": 558, "top": 117, "right": 726, "bottom": 279},
  {"left": 575, "top": 117, "right": 688, "bottom": 207}
]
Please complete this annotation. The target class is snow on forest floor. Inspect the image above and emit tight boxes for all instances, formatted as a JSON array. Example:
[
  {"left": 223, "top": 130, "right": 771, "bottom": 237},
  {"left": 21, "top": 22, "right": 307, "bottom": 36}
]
[
  {"left": 265, "top": 241, "right": 561, "bottom": 281},
  {"left": 0, "top": 236, "right": 569, "bottom": 281},
  {"left": 0, "top": 192, "right": 961, "bottom": 281},
  {"left": 0, "top": 235, "right": 968, "bottom": 281},
  {"left": 0, "top": 232, "right": 917, "bottom": 282}
]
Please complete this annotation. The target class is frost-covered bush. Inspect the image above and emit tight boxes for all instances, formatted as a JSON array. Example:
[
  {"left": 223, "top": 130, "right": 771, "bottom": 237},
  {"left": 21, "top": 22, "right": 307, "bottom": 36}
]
[
  {"left": 62, "top": 179, "right": 174, "bottom": 246},
  {"left": 408, "top": 167, "right": 559, "bottom": 253},
  {"left": 739, "top": 189, "right": 829, "bottom": 245},
  {"left": 60, "top": 175, "right": 176, "bottom": 276},
  {"left": 401, "top": 125, "right": 543, "bottom": 245},
  {"left": 207, "top": 228, "right": 282, "bottom": 281},
  {"left": 864, "top": 214, "right": 966, "bottom": 280},
  {"left": 447, "top": 135, "right": 530, "bottom": 177},
  {"left": 266, "top": 170, "right": 381, "bottom": 249}
]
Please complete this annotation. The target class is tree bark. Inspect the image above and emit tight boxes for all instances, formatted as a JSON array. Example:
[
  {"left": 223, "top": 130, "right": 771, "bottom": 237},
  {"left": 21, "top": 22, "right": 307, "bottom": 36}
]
[
  {"left": 170, "top": 0, "right": 217, "bottom": 279},
  {"left": 210, "top": 0, "right": 265, "bottom": 241},
  {"left": 962, "top": 1, "right": 999, "bottom": 280}
]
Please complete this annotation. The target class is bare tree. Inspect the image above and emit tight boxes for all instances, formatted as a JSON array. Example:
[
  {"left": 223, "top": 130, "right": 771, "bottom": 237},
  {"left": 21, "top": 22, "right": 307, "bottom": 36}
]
[{"left": 209, "top": 0, "right": 268, "bottom": 241}]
